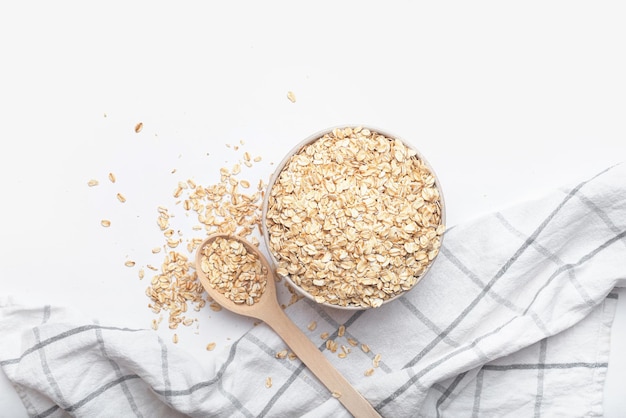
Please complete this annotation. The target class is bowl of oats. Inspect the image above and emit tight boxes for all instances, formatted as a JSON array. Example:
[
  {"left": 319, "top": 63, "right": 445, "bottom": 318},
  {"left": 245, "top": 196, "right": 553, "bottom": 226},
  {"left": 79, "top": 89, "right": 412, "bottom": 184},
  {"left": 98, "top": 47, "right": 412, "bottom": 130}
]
[{"left": 262, "top": 126, "right": 446, "bottom": 310}]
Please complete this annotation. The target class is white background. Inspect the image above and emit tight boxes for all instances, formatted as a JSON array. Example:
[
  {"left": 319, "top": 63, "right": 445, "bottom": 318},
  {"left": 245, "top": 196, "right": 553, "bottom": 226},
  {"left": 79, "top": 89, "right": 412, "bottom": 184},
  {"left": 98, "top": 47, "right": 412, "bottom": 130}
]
[{"left": 1, "top": 1, "right": 624, "bottom": 416}]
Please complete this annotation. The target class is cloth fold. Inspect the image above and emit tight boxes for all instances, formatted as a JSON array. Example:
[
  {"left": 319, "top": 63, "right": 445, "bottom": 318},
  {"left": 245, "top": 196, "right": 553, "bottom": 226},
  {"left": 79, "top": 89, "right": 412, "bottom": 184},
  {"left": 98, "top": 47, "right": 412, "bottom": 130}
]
[{"left": 1, "top": 164, "right": 625, "bottom": 417}]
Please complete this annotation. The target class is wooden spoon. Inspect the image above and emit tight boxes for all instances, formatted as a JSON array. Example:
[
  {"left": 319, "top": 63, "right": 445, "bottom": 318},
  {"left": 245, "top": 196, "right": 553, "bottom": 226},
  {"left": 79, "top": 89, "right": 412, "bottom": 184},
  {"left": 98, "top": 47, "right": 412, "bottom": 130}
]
[{"left": 195, "top": 233, "right": 381, "bottom": 418}]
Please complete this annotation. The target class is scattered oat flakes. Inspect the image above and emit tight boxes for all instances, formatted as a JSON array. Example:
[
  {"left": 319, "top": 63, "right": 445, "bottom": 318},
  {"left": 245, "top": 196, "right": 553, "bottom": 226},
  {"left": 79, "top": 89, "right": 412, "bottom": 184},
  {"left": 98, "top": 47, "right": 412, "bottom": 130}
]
[
  {"left": 124, "top": 260, "right": 136, "bottom": 267},
  {"left": 87, "top": 179, "right": 99, "bottom": 187},
  {"left": 137, "top": 147, "right": 266, "bottom": 330},
  {"left": 144, "top": 251, "right": 206, "bottom": 329},
  {"left": 265, "top": 377, "right": 272, "bottom": 388},
  {"left": 307, "top": 321, "right": 317, "bottom": 331},
  {"left": 288, "top": 352, "right": 297, "bottom": 361},
  {"left": 138, "top": 269, "right": 145, "bottom": 279},
  {"left": 347, "top": 338, "right": 358, "bottom": 347},
  {"left": 275, "top": 349, "right": 288, "bottom": 359},
  {"left": 206, "top": 342, "right": 217, "bottom": 351},
  {"left": 331, "top": 391, "right": 341, "bottom": 399},
  {"left": 108, "top": 172, "right": 116, "bottom": 183},
  {"left": 364, "top": 368, "right": 375, "bottom": 377},
  {"left": 151, "top": 319, "right": 158, "bottom": 330},
  {"left": 152, "top": 247, "right": 162, "bottom": 254},
  {"left": 337, "top": 325, "right": 345, "bottom": 337},
  {"left": 373, "top": 353, "right": 382, "bottom": 368},
  {"left": 117, "top": 193, "right": 126, "bottom": 203},
  {"left": 287, "top": 91, "right": 296, "bottom": 103},
  {"left": 361, "top": 344, "right": 370, "bottom": 353},
  {"left": 253, "top": 156, "right": 262, "bottom": 163},
  {"left": 320, "top": 332, "right": 329, "bottom": 340},
  {"left": 101, "top": 220, "right": 111, "bottom": 227},
  {"left": 172, "top": 334, "right": 178, "bottom": 344},
  {"left": 135, "top": 122, "right": 143, "bottom": 133}
]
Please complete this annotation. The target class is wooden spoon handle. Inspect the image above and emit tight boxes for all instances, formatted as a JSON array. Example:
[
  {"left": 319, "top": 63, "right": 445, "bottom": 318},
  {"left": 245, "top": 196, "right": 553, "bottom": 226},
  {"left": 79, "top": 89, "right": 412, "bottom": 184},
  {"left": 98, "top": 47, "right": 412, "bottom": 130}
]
[{"left": 263, "top": 307, "right": 381, "bottom": 418}]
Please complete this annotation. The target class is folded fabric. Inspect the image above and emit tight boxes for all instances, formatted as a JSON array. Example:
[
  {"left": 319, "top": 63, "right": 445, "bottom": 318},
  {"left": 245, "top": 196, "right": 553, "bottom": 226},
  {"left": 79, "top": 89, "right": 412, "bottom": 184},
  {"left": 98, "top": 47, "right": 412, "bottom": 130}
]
[{"left": 1, "top": 163, "right": 625, "bottom": 417}]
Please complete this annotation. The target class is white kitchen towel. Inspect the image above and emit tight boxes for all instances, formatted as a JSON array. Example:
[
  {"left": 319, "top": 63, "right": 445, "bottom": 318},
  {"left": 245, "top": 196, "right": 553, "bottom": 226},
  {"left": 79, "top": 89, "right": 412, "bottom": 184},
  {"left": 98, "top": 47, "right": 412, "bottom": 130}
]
[{"left": 1, "top": 163, "right": 625, "bottom": 418}]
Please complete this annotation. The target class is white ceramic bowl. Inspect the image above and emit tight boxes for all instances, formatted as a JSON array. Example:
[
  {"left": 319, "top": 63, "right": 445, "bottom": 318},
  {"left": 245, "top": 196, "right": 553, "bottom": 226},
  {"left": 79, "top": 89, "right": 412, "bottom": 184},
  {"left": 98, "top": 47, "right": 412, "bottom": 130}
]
[{"left": 261, "top": 125, "right": 446, "bottom": 310}]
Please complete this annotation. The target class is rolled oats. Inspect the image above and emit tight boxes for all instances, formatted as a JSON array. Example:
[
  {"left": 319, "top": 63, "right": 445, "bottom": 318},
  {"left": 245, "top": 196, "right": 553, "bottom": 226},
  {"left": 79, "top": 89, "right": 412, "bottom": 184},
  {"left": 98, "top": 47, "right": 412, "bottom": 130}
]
[{"left": 266, "top": 127, "right": 444, "bottom": 308}]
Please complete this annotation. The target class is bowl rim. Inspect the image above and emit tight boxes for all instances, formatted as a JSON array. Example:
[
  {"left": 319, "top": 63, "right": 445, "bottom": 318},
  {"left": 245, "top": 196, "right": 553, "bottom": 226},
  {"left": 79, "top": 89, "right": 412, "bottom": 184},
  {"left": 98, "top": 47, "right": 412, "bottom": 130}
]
[{"left": 261, "top": 124, "right": 446, "bottom": 310}]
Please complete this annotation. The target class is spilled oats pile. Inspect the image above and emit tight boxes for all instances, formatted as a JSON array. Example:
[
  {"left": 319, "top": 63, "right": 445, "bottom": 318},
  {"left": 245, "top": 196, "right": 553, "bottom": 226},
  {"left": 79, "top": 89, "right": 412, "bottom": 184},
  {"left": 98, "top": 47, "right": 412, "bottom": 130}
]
[
  {"left": 92, "top": 142, "right": 267, "bottom": 334},
  {"left": 266, "top": 127, "right": 445, "bottom": 308},
  {"left": 143, "top": 161, "right": 266, "bottom": 331}
]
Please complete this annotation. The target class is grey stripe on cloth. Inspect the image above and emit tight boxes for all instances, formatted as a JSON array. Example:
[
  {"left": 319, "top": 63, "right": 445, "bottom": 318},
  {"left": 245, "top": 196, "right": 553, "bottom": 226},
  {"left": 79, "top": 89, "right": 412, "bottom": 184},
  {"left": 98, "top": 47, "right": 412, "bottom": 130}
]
[
  {"left": 20, "top": 324, "right": 144, "bottom": 361},
  {"left": 63, "top": 375, "right": 141, "bottom": 413},
  {"left": 34, "top": 325, "right": 68, "bottom": 411},
  {"left": 243, "top": 332, "right": 326, "bottom": 418},
  {"left": 440, "top": 245, "right": 528, "bottom": 316},
  {"left": 435, "top": 371, "right": 467, "bottom": 417},
  {"left": 495, "top": 212, "right": 595, "bottom": 308},
  {"left": 94, "top": 322, "right": 142, "bottom": 417},
  {"left": 482, "top": 362, "right": 609, "bottom": 371},
  {"left": 441, "top": 244, "right": 552, "bottom": 336},
  {"left": 258, "top": 363, "right": 308, "bottom": 418},
  {"left": 533, "top": 339, "right": 548, "bottom": 417},
  {"left": 398, "top": 297, "right": 461, "bottom": 350},
  {"left": 217, "top": 383, "right": 255, "bottom": 418},
  {"left": 471, "top": 369, "right": 485, "bottom": 418},
  {"left": 575, "top": 191, "right": 626, "bottom": 250},
  {"left": 153, "top": 335, "right": 245, "bottom": 398},
  {"left": 43, "top": 305, "right": 51, "bottom": 323},
  {"left": 157, "top": 337, "right": 172, "bottom": 405},
  {"left": 244, "top": 332, "right": 325, "bottom": 394},
  {"left": 522, "top": 229, "right": 626, "bottom": 317}
]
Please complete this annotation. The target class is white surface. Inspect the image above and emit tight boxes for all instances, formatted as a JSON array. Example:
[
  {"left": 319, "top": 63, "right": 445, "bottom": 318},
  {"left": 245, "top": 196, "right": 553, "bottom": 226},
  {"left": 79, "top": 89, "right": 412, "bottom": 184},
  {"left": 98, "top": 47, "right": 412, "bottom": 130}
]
[{"left": 0, "top": 1, "right": 624, "bottom": 417}]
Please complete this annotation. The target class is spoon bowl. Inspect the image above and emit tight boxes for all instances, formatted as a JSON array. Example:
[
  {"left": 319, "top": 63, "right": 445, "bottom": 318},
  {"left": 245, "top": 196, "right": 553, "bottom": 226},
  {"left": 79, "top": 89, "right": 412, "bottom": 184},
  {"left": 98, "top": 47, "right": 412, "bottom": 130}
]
[
  {"left": 194, "top": 233, "right": 279, "bottom": 319},
  {"left": 195, "top": 233, "right": 381, "bottom": 418}
]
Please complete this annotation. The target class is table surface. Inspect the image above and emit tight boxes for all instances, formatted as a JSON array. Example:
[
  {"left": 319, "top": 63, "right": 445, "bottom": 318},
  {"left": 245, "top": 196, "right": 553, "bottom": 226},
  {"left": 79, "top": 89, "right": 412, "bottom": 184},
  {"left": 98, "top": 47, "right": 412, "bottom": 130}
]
[{"left": 1, "top": 2, "right": 625, "bottom": 416}]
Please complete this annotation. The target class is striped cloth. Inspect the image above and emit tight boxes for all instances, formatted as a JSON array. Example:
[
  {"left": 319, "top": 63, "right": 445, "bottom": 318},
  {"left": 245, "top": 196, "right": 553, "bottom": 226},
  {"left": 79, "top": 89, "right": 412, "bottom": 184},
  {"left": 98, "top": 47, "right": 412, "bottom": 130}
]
[{"left": 1, "top": 164, "right": 625, "bottom": 417}]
